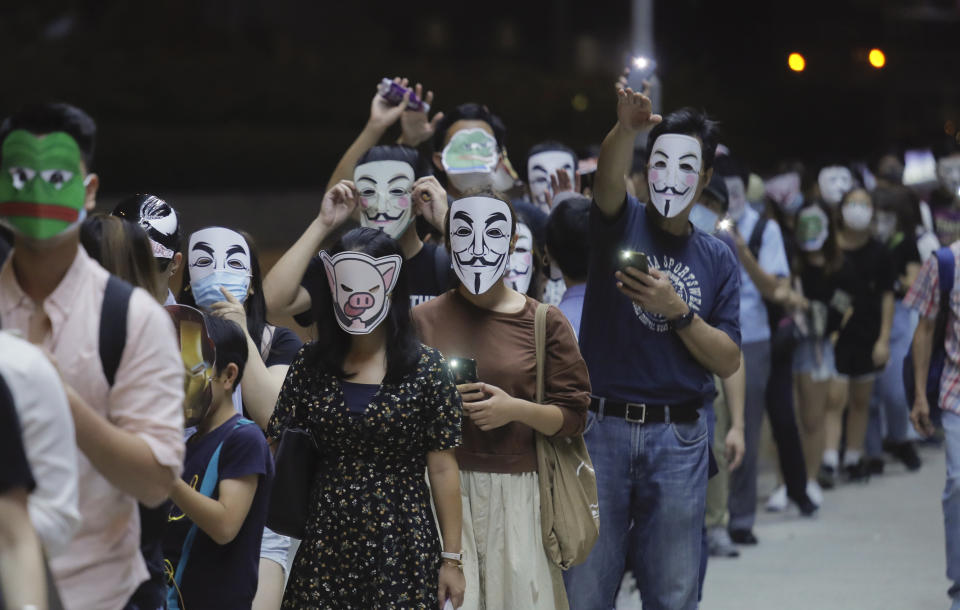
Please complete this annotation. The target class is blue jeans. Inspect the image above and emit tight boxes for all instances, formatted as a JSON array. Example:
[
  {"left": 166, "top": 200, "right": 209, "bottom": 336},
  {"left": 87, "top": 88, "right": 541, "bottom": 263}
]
[
  {"left": 867, "top": 300, "right": 916, "bottom": 456},
  {"left": 563, "top": 404, "right": 709, "bottom": 610},
  {"left": 942, "top": 411, "right": 960, "bottom": 607}
]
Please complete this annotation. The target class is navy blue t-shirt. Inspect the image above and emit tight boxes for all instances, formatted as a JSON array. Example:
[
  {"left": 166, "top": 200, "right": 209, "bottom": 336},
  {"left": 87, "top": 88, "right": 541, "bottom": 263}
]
[
  {"left": 164, "top": 414, "right": 274, "bottom": 610},
  {"left": 579, "top": 196, "right": 741, "bottom": 404}
]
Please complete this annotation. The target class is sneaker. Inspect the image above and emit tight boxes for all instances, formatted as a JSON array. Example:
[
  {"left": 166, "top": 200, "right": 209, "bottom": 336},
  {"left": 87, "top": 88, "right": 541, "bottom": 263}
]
[
  {"left": 886, "top": 441, "right": 922, "bottom": 471},
  {"left": 728, "top": 529, "right": 758, "bottom": 545},
  {"left": 707, "top": 527, "right": 740, "bottom": 558},
  {"left": 844, "top": 459, "right": 871, "bottom": 482},
  {"left": 765, "top": 485, "right": 788, "bottom": 512},
  {"left": 817, "top": 464, "right": 837, "bottom": 490},
  {"left": 806, "top": 480, "right": 824, "bottom": 507}
]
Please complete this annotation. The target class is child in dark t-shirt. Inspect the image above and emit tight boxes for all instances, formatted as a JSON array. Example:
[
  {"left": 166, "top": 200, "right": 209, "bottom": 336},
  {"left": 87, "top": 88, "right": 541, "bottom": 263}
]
[{"left": 163, "top": 316, "right": 274, "bottom": 610}]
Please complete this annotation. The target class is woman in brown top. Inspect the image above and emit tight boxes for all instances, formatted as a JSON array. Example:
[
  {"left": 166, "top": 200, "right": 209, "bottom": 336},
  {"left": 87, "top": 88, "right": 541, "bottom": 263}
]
[{"left": 413, "top": 192, "right": 591, "bottom": 610}]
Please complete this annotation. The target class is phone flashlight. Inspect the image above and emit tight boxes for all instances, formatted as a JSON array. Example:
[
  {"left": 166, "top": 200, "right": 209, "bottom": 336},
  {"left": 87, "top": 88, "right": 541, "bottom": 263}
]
[
  {"left": 717, "top": 218, "right": 733, "bottom": 233},
  {"left": 633, "top": 56, "right": 651, "bottom": 70}
]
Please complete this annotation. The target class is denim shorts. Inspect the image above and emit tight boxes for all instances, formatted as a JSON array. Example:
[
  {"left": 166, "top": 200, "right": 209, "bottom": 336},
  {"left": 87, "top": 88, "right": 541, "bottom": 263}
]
[
  {"left": 793, "top": 337, "right": 837, "bottom": 382},
  {"left": 260, "top": 526, "right": 292, "bottom": 575}
]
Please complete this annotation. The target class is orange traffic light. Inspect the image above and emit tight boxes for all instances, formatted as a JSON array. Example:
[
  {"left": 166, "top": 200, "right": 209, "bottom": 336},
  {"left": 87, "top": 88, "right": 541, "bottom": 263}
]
[
  {"left": 868, "top": 48, "right": 886, "bottom": 69},
  {"left": 788, "top": 53, "right": 806, "bottom": 72}
]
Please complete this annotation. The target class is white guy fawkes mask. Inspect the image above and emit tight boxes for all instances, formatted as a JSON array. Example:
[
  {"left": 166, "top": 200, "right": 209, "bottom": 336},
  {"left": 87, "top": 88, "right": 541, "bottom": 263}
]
[
  {"left": 449, "top": 196, "right": 513, "bottom": 295},
  {"left": 647, "top": 134, "right": 703, "bottom": 218},
  {"left": 527, "top": 150, "right": 577, "bottom": 210},
  {"left": 321, "top": 250, "right": 402, "bottom": 335},
  {"left": 937, "top": 156, "right": 960, "bottom": 197},
  {"left": 188, "top": 227, "right": 252, "bottom": 309},
  {"left": 817, "top": 166, "right": 853, "bottom": 206},
  {"left": 505, "top": 222, "right": 534, "bottom": 294},
  {"left": 442, "top": 128, "right": 499, "bottom": 193},
  {"left": 354, "top": 160, "right": 416, "bottom": 239},
  {"left": 725, "top": 176, "right": 747, "bottom": 221}
]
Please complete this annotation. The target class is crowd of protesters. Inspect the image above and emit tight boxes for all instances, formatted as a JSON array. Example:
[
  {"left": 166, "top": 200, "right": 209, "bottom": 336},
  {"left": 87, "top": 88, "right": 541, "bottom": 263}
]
[{"left": 2, "top": 69, "right": 960, "bottom": 610}]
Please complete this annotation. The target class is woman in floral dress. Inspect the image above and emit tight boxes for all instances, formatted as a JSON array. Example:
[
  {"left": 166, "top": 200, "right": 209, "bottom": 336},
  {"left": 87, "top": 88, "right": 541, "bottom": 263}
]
[{"left": 268, "top": 221, "right": 466, "bottom": 608}]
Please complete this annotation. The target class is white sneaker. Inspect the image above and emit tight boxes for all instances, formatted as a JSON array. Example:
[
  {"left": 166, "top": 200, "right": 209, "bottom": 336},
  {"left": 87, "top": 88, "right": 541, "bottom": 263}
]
[
  {"left": 765, "top": 485, "right": 788, "bottom": 512},
  {"left": 806, "top": 480, "right": 824, "bottom": 507}
]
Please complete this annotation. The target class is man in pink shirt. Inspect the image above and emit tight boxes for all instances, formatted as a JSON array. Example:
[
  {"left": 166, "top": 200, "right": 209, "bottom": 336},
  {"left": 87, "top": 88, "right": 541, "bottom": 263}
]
[{"left": 0, "top": 103, "right": 185, "bottom": 610}]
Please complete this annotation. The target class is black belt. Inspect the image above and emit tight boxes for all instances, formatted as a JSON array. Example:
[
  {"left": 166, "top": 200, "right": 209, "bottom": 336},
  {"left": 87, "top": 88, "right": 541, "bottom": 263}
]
[{"left": 589, "top": 396, "right": 701, "bottom": 424}]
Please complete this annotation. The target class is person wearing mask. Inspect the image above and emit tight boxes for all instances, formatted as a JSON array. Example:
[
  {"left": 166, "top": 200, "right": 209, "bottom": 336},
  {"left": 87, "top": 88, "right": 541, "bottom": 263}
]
[
  {"left": 268, "top": 227, "right": 465, "bottom": 608},
  {"left": 931, "top": 150, "right": 960, "bottom": 247},
  {"left": 0, "top": 102, "right": 185, "bottom": 609},
  {"left": 178, "top": 226, "right": 301, "bottom": 609},
  {"left": 0, "top": 375, "right": 49, "bottom": 610},
  {"left": 163, "top": 315, "right": 274, "bottom": 610},
  {"left": 545, "top": 195, "right": 591, "bottom": 335},
  {"left": 112, "top": 193, "right": 184, "bottom": 306},
  {"left": 715, "top": 156, "right": 815, "bottom": 541},
  {"left": 413, "top": 192, "right": 590, "bottom": 610},
  {"left": 527, "top": 141, "right": 579, "bottom": 215},
  {"left": 828, "top": 188, "right": 895, "bottom": 482},
  {"left": 865, "top": 186, "right": 923, "bottom": 473},
  {"left": 562, "top": 87, "right": 741, "bottom": 610}
]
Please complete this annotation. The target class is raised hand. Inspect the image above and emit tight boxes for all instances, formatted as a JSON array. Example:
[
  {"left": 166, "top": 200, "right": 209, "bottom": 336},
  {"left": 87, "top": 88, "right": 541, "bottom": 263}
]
[
  {"left": 543, "top": 168, "right": 579, "bottom": 209},
  {"left": 367, "top": 76, "right": 411, "bottom": 132},
  {"left": 318, "top": 180, "right": 358, "bottom": 229},
  {"left": 400, "top": 82, "right": 445, "bottom": 147},
  {"left": 412, "top": 176, "right": 448, "bottom": 231},
  {"left": 615, "top": 83, "right": 661, "bottom": 133}
]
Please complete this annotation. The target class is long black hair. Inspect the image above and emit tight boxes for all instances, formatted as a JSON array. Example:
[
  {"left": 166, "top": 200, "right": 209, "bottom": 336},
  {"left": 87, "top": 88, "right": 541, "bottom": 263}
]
[
  {"left": 178, "top": 228, "right": 270, "bottom": 353},
  {"left": 307, "top": 227, "right": 420, "bottom": 383}
]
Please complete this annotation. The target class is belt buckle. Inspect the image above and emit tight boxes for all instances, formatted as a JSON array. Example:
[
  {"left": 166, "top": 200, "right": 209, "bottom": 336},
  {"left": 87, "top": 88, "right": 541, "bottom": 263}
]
[{"left": 624, "top": 402, "right": 647, "bottom": 424}]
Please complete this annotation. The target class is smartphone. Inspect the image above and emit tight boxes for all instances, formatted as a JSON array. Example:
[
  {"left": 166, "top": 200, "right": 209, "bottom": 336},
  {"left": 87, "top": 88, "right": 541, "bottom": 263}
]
[
  {"left": 618, "top": 249, "right": 649, "bottom": 274},
  {"left": 448, "top": 357, "right": 478, "bottom": 385}
]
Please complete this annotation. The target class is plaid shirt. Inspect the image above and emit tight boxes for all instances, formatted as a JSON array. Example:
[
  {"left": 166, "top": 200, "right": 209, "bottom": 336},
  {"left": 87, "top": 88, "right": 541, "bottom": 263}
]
[{"left": 904, "top": 242, "right": 960, "bottom": 414}]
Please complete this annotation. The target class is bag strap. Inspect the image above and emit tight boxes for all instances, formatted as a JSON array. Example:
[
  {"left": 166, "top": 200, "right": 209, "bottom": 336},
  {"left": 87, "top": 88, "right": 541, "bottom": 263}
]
[
  {"left": 747, "top": 216, "right": 768, "bottom": 261},
  {"left": 535, "top": 303, "right": 549, "bottom": 404},
  {"left": 168, "top": 418, "right": 256, "bottom": 609},
  {"left": 259, "top": 324, "right": 275, "bottom": 363},
  {"left": 935, "top": 246, "right": 956, "bottom": 344},
  {"left": 100, "top": 275, "right": 133, "bottom": 387}
]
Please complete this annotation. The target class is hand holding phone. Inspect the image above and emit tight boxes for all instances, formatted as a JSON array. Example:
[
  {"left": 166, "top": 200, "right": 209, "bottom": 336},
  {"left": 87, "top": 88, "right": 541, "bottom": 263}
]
[
  {"left": 448, "top": 358, "right": 478, "bottom": 385},
  {"left": 618, "top": 250, "right": 649, "bottom": 274}
]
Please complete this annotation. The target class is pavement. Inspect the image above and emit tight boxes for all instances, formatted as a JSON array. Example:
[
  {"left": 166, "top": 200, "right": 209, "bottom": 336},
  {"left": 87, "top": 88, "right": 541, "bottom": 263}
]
[{"left": 700, "top": 444, "right": 949, "bottom": 610}]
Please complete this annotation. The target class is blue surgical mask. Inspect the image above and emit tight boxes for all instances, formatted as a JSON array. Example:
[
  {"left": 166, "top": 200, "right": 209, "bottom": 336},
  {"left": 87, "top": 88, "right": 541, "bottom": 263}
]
[
  {"left": 781, "top": 192, "right": 804, "bottom": 215},
  {"left": 689, "top": 203, "right": 720, "bottom": 234},
  {"left": 191, "top": 271, "right": 251, "bottom": 310}
]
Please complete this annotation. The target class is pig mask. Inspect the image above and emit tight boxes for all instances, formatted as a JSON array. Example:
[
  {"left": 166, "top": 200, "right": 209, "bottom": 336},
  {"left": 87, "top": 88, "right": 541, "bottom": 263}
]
[{"left": 321, "top": 250, "right": 402, "bottom": 335}]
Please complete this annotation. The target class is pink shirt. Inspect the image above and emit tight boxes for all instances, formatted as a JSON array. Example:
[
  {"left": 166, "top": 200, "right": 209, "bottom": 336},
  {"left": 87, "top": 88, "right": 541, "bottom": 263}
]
[{"left": 0, "top": 246, "right": 185, "bottom": 610}]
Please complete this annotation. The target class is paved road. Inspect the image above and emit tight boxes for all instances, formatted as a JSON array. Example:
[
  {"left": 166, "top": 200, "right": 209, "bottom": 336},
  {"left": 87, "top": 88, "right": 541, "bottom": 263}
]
[{"left": 701, "top": 445, "right": 948, "bottom": 610}]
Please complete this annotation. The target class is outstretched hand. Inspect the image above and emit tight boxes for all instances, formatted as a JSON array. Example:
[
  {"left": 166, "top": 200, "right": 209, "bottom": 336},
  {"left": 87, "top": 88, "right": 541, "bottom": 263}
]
[
  {"left": 318, "top": 180, "right": 358, "bottom": 229},
  {"left": 400, "top": 82, "right": 445, "bottom": 147},
  {"left": 616, "top": 86, "right": 662, "bottom": 133},
  {"left": 412, "top": 176, "right": 448, "bottom": 231},
  {"left": 367, "top": 76, "right": 411, "bottom": 132}
]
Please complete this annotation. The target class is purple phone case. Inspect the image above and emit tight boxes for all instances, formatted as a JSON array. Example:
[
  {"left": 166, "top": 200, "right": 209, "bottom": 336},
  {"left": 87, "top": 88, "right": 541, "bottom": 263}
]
[{"left": 377, "top": 78, "right": 430, "bottom": 113}]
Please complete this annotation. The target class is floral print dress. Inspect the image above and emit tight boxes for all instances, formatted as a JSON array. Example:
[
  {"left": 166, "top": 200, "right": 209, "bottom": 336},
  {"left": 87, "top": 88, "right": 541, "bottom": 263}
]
[{"left": 267, "top": 344, "right": 462, "bottom": 609}]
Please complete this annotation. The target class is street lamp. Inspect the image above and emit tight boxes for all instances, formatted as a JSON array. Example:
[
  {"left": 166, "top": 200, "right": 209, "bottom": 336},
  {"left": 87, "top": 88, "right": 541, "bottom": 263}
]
[
  {"left": 788, "top": 52, "right": 806, "bottom": 72},
  {"left": 868, "top": 48, "right": 886, "bottom": 69}
]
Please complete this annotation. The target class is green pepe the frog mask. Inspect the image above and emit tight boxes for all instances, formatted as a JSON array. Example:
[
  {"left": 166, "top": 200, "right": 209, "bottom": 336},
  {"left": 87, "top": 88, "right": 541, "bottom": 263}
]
[{"left": 0, "top": 130, "right": 89, "bottom": 241}]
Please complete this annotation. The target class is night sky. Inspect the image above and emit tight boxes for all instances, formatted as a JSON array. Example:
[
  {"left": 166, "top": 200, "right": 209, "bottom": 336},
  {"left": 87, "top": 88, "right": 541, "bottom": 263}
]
[{"left": 2, "top": 0, "right": 958, "bottom": 193}]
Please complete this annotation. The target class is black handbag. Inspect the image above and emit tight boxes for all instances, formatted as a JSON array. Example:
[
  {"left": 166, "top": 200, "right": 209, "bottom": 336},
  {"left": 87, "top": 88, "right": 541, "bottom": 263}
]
[{"left": 266, "top": 427, "right": 319, "bottom": 539}]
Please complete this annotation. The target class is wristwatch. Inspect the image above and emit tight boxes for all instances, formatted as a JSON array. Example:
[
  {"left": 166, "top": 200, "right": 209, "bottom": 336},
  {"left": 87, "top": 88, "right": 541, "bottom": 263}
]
[{"left": 668, "top": 308, "right": 695, "bottom": 331}]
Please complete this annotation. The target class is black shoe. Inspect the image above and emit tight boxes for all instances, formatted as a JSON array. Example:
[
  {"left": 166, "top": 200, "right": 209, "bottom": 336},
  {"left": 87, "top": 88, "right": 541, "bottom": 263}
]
[
  {"left": 886, "top": 441, "right": 922, "bottom": 471},
  {"left": 728, "top": 529, "right": 758, "bottom": 545},
  {"left": 844, "top": 459, "right": 871, "bottom": 482},
  {"left": 790, "top": 493, "right": 819, "bottom": 517},
  {"left": 867, "top": 457, "right": 885, "bottom": 475},
  {"left": 817, "top": 464, "right": 837, "bottom": 490}
]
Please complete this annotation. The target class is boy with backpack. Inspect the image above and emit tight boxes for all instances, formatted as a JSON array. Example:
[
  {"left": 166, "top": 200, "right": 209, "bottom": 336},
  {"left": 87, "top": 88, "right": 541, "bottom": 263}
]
[{"left": 163, "top": 315, "right": 274, "bottom": 610}]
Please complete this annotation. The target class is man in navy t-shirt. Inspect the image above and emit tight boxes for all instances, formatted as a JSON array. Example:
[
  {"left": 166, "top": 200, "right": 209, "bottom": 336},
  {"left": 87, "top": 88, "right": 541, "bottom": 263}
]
[{"left": 563, "top": 92, "right": 741, "bottom": 610}]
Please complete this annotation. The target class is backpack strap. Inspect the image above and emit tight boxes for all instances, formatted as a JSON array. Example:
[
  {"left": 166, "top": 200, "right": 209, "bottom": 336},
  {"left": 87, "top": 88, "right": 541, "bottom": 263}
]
[
  {"left": 99, "top": 275, "right": 133, "bottom": 387},
  {"left": 747, "top": 215, "right": 768, "bottom": 261},
  {"left": 168, "top": 418, "right": 256, "bottom": 610},
  {"left": 936, "top": 246, "right": 956, "bottom": 331}
]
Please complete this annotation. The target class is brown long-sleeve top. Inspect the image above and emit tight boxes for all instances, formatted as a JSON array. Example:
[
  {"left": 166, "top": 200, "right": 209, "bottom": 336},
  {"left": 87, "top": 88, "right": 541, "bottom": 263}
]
[{"left": 412, "top": 290, "right": 591, "bottom": 473}]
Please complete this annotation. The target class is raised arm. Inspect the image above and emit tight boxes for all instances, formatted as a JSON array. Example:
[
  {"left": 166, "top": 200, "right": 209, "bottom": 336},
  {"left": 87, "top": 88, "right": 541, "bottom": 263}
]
[
  {"left": 263, "top": 180, "right": 358, "bottom": 318},
  {"left": 594, "top": 85, "right": 662, "bottom": 219}
]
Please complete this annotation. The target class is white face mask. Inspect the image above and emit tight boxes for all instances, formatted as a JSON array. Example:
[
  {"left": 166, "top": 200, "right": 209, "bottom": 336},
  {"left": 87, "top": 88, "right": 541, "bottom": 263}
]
[
  {"left": 449, "top": 196, "right": 513, "bottom": 295},
  {"left": 817, "top": 166, "right": 853, "bottom": 206},
  {"left": 874, "top": 210, "right": 897, "bottom": 241},
  {"left": 937, "top": 157, "right": 960, "bottom": 197},
  {"left": 765, "top": 172, "right": 803, "bottom": 214},
  {"left": 842, "top": 201, "right": 873, "bottom": 231},
  {"left": 442, "top": 128, "right": 499, "bottom": 193},
  {"left": 321, "top": 250, "right": 401, "bottom": 335},
  {"left": 505, "top": 222, "right": 534, "bottom": 294},
  {"left": 647, "top": 134, "right": 703, "bottom": 218},
  {"left": 725, "top": 176, "right": 747, "bottom": 220},
  {"left": 688, "top": 203, "right": 720, "bottom": 234},
  {"left": 354, "top": 160, "right": 416, "bottom": 239},
  {"left": 527, "top": 150, "right": 577, "bottom": 207}
]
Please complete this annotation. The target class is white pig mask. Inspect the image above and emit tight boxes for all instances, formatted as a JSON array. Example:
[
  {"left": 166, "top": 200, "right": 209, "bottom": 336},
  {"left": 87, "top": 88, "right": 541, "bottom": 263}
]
[
  {"left": 505, "top": 222, "right": 534, "bottom": 294},
  {"left": 321, "top": 250, "right": 402, "bottom": 335},
  {"left": 647, "top": 134, "right": 703, "bottom": 218},
  {"left": 354, "top": 160, "right": 416, "bottom": 239},
  {"left": 449, "top": 196, "right": 513, "bottom": 295}
]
